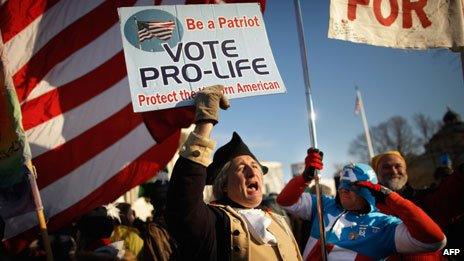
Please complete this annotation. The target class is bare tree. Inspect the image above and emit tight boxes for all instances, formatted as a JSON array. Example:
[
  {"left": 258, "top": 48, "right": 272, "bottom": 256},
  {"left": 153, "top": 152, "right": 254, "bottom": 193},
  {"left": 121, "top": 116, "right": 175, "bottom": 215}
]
[
  {"left": 348, "top": 133, "right": 371, "bottom": 163},
  {"left": 382, "top": 116, "right": 419, "bottom": 155},
  {"left": 413, "top": 113, "right": 441, "bottom": 145},
  {"left": 349, "top": 116, "right": 422, "bottom": 161}
]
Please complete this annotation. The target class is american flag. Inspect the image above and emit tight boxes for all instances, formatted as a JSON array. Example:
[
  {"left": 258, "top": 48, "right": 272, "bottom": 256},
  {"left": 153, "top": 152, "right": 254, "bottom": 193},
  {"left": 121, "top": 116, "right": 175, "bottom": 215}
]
[
  {"left": 0, "top": 0, "right": 189, "bottom": 246},
  {"left": 354, "top": 87, "right": 362, "bottom": 115},
  {"left": 138, "top": 20, "right": 176, "bottom": 42},
  {"left": 354, "top": 95, "right": 361, "bottom": 115},
  {"left": 0, "top": 0, "right": 265, "bottom": 251}
]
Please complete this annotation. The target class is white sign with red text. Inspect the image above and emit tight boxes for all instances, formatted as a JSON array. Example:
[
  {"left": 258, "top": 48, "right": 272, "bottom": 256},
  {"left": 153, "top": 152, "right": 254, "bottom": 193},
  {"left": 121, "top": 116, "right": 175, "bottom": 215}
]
[
  {"left": 328, "top": 0, "right": 464, "bottom": 50},
  {"left": 118, "top": 4, "right": 285, "bottom": 112}
]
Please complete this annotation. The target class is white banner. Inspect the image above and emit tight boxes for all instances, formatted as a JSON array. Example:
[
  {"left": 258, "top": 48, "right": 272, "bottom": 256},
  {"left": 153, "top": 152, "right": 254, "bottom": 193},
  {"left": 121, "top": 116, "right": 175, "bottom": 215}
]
[
  {"left": 118, "top": 4, "right": 285, "bottom": 112},
  {"left": 328, "top": 0, "right": 464, "bottom": 50}
]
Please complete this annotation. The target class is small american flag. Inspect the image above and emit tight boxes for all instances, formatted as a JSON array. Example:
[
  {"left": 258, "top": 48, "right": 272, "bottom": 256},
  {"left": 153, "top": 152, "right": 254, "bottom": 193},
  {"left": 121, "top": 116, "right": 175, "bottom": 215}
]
[{"left": 137, "top": 20, "right": 175, "bottom": 42}]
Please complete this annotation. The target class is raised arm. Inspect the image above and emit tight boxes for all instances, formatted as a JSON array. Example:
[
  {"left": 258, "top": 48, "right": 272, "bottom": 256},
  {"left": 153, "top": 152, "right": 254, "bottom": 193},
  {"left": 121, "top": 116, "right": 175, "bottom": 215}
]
[
  {"left": 165, "top": 85, "right": 229, "bottom": 258},
  {"left": 356, "top": 181, "right": 446, "bottom": 253},
  {"left": 276, "top": 148, "right": 323, "bottom": 218}
]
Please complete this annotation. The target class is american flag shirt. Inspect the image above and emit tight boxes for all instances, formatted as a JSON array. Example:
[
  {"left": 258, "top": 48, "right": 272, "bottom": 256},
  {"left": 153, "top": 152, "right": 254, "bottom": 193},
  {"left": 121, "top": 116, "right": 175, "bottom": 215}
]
[
  {"left": 278, "top": 166, "right": 446, "bottom": 261},
  {"left": 283, "top": 193, "right": 400, "bottom": 260}
]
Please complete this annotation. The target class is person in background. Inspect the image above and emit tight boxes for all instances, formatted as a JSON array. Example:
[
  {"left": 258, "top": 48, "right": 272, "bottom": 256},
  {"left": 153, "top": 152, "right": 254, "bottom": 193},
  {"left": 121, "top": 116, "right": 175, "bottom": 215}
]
[
  {"left": 372, "top": 151, "right": 464, "bottom": 260},
  {"left": 277, "top": 148, "right": 446, "bottom": 260},
  {"left": 110, "top": 203, "right": 144, "bottom": 259},
  {"left": 144, "top": 180, "right": 179, "bottom": 260},
  {"left": 75, "top": 204, "right": 134, "bottom": 260},
  {"left": 260, "top": 193, "right": 289, "bottom": 217},
  {"left": 165, "top": 85, "right": 302, "bottom": 260}
]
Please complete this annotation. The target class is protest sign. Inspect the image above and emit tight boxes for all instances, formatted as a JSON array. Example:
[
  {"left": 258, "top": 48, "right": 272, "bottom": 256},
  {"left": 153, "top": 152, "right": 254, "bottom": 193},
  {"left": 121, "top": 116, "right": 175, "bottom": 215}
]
[
  {"left": 328, "top": 0, "right": 464, "bottom": 50},
  {"left": 118, "top": 3, "right": 284, "bottom": 112}
]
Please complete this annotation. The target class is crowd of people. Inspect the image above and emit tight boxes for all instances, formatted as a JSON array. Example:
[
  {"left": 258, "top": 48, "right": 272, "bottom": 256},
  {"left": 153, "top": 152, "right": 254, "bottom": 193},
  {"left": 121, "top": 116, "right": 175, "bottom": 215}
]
[
  {"left": 1, "top": 85, "right": 463, "bottom": 260},
  {"left": 0, "top": 179, "right": 176, "bottom": 260}
]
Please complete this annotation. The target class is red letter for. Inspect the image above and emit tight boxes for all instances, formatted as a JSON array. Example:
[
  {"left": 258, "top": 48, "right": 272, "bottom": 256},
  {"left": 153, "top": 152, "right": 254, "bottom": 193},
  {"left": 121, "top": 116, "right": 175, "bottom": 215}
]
[
  {"left": 373, "top": 0, "right": 399, "bottom": 26},
  {"left": 402, "top": 0, "right": 431, "bottom": 28},
  {"left": 348, "top": 0, "right": 370, "bottom": 21}
]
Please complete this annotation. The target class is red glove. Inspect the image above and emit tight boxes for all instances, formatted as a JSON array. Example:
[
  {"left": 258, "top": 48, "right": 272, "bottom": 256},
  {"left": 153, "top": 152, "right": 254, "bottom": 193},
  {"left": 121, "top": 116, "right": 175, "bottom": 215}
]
[
  {"left": 355, "top": 181, "right": 392, "bottom": 203},
  {"left": 302, "top": 148, "right": 323, "bottom": 182}
]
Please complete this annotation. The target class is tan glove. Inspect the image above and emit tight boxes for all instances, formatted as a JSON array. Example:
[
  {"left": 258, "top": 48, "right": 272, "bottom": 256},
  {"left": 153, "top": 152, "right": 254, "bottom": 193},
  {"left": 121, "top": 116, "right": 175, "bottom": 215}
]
[{"left": 194, "top": 85, "right": 230, "bottom": 124}]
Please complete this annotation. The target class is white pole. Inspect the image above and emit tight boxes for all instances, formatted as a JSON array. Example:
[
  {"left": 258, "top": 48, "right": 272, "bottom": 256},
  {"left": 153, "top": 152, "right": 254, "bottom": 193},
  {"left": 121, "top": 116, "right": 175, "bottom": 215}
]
[
  {"left": 294, "top": 0, "right": 327, "bottom": 259},
  {"left": 356, "top": 87, "right": 375, "bottom": 159}
]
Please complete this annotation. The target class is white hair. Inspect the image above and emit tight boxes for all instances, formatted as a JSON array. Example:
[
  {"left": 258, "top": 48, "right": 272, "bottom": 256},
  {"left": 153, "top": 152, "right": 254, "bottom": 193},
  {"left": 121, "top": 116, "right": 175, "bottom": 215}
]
[{"left": 212, "top": 161, "right": 232, "bottom": 200}]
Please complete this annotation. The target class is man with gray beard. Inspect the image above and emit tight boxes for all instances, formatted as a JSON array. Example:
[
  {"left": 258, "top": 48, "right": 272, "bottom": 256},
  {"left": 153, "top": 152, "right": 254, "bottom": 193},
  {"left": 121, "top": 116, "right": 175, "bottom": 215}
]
[
  {"left": 371, "top": 151, "right": 408, "bottom": 192},
  {"left": 371, "top": 151, "right": 464, "bottom": 260}
]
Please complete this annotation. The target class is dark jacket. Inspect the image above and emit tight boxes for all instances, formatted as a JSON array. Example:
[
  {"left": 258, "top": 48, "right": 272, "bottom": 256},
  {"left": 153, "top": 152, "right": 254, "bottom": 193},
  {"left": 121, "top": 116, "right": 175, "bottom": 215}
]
[{"left": 165, "top": 157, "right": 231, "bottom": 261}]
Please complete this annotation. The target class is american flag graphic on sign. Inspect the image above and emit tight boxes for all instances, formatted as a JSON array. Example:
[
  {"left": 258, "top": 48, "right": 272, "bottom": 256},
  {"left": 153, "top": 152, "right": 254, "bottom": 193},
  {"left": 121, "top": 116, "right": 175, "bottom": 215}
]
[{"left": 137, "top": 20, "right": 175, "bottom": 42}]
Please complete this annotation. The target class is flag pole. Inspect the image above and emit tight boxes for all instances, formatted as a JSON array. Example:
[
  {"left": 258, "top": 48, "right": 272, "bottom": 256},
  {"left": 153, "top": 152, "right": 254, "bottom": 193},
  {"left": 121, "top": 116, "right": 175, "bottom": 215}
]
[
  {"left": 355, "top": 87, "right": 375, "bottom": 159},
  {"left": 1, "top": 40, "right": 53, "bottom": 260},
  {"left": 27, "top": 163, "right": 54, "bottom": 261},
  {"left": 293, "top": 0, "right": 327, "bottom": 259}
]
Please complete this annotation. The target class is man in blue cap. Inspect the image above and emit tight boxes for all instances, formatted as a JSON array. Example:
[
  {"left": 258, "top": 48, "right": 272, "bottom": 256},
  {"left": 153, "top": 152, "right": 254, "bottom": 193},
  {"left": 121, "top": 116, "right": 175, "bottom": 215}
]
[
  {"left": 277, "top": 149, "right": 446, "bottom": 260},
  {"left": 166, "top": 85, "right": 302, "bottom": 260}
]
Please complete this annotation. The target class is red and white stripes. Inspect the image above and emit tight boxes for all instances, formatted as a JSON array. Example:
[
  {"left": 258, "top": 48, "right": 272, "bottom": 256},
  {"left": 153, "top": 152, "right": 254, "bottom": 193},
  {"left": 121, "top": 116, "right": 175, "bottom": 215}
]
[
  {"left": 1, "top": 0, "right": 179, "bottom": 240},
  {"left": 1, "top": 0, "right": 265, "bottom": 245}
]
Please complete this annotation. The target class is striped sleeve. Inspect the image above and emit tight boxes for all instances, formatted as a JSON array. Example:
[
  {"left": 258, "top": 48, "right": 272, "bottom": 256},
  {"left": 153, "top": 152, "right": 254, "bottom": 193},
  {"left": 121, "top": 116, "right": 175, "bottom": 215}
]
[
  {"left": 385, "top": 193, "right": 447, "bottom": 253},
  {"left": 277, "top": 175, "right": 313, "bottom": 220}
]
